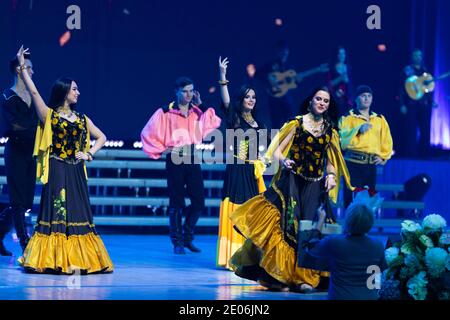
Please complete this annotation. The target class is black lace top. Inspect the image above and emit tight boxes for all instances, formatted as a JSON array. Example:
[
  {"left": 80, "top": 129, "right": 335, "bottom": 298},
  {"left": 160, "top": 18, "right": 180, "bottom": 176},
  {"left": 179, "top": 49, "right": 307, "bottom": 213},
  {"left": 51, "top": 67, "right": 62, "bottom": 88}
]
[{"left": 49, "top": 111, "right": 88, "bottom": 164}]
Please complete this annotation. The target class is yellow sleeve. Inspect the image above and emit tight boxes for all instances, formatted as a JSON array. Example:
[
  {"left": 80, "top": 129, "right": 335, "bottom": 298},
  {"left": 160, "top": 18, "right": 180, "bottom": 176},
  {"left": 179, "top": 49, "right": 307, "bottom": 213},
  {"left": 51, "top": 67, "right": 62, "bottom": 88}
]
[
  {"left": 327, "top": 129, "right": 354, "bottom": 204},
  {"left": 263, "top": 117, "right": 299, "bottom": 186},
  {"left": 379, "top": 115, "right": 393, "bottom": 161},
  {"left": 34, "top": 110, "right": 54, "bottom": 184},
  {"left": 338, "top": 116, "right": 362, "bottom": 150}
]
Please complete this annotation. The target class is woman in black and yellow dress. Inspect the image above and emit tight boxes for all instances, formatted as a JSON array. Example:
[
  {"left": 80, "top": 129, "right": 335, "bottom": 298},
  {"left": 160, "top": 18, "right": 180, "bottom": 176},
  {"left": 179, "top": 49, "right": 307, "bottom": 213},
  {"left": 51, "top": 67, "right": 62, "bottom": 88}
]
[
  {"left": 229, "top": 87, "right": 353, "bottom": 292},
  {"left": 216, "top": 57, "right": 267, "bottom": 269},
  {"left": 16, "top": 46, "right": 113, "bottom": 274}
]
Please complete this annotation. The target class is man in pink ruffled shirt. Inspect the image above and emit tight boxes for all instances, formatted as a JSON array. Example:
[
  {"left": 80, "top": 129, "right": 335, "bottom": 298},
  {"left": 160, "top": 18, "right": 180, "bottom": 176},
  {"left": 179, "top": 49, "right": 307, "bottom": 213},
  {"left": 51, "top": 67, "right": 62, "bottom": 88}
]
[{"left": 141, "top": 77, "right": 221, "bottom": 254}]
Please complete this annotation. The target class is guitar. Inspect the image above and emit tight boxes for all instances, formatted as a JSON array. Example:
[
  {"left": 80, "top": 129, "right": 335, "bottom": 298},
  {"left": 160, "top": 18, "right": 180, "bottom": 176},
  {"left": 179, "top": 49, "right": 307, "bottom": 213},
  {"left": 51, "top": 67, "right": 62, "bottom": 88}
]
[
  {"left": 405, "top": 71, "right": 450, "bottom": 100},
  {"left": 267, "top": 63, "right": 329, "bottom": 98}
]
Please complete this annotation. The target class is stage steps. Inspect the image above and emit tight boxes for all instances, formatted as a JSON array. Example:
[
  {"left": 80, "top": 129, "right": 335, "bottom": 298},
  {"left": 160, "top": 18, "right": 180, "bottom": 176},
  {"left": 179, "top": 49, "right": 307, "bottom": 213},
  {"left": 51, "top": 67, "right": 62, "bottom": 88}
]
[{"left": 0, "top": 147, "right": 423, "bottom": 215}]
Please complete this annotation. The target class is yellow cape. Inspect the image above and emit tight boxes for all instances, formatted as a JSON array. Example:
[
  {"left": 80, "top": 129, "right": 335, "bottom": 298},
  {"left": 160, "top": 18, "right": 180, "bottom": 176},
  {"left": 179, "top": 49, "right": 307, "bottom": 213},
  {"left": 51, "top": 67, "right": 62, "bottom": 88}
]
[
  {"left": 263, "top": 116, "right": 353, "bottom": 204},
  {"left": 33, "top": 110, "right": 91, "bottom": 184}
]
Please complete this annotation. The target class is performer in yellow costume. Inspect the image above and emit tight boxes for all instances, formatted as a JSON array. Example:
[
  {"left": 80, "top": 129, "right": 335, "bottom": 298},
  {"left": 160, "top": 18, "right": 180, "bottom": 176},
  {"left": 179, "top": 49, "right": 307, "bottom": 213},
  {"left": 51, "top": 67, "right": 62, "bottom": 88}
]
[{"left": 230, "top": 87, "right": 353, "bottom": 293}]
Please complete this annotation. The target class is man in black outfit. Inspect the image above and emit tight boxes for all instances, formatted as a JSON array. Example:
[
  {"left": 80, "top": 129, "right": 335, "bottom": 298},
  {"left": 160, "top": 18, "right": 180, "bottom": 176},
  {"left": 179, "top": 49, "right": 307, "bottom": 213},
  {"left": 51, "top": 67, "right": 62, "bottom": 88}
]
[
  {"left": 0, "top": 52, "right": 38, "bottom": 255},
  {"left": 256, "top": 40, "right": 297, "bottom": 130},
  {"left": 399, "top": 49, "right": 437, "bottom": 158}
]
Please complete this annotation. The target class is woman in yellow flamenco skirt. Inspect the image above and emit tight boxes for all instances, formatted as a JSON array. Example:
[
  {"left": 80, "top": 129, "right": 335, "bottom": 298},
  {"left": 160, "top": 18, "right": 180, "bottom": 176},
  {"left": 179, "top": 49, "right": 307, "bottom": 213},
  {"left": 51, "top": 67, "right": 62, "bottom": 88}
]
[
  {"left": 230, "top": 87, "right": 353, "bottom": 292},
  {"left": 216, "top": 57, "right": 267, "bottom": 269},
  {"left": 16, "top": 46, "right": 113, "bottom": 274}
]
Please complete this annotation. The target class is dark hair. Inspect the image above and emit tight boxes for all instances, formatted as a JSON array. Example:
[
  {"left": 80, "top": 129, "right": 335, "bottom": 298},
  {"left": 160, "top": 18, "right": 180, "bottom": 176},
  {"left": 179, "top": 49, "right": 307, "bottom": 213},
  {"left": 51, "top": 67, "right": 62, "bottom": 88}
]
[
  {"left": 227, "top": 85, "right": 259, "bottom": 128},
  {"left": 299, "top": 86, "right": 339, "bottom": 129},
  {"left": 48, "top": 77, "right": 77, "bottom": 110},
  {"left": 9, "top": 53, "right": 32, "bottom": 74},
  {"left": 344, "top": 203, "right": 375, "bottom": 235},
  {"left": 329, "top": 46, "right": 350, "bottom": 72},
  {"left": 174, "top": 77, "right": 194, "bottom": 90},
  {"left": 235, "top": 85, "right": 257, "bottom": 114}
]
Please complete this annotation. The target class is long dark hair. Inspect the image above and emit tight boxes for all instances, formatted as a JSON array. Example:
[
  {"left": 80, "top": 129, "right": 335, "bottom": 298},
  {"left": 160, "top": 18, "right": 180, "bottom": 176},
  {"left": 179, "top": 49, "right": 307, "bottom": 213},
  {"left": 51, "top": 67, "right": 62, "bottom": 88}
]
[
  {"left": 48, "top": 77, "right": 77, "bottom": 110},
  {"left": 229, "top": 84, "right": 259, "bottom": 128},
  {"left": 299, "top": 86, "right": 339, "bottom": 129}
]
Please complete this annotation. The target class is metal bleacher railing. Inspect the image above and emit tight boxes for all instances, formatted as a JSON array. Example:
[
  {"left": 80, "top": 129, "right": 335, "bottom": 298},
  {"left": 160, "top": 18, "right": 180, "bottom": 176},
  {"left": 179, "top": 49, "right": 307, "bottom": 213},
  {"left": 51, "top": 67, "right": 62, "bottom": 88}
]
[{"left": 0, "top": 146, "right": 424, "bottom": 230}]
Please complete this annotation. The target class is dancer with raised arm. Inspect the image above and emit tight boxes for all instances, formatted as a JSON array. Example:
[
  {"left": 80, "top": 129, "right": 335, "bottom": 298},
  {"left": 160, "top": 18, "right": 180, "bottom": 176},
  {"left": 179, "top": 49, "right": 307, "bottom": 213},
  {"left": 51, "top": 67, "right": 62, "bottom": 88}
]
[
  {"left": 16, "top": 46, "right": 113, "bottom": 274},
  {"left": 216, "top": 57, "right": 267, "bottom": 269}
]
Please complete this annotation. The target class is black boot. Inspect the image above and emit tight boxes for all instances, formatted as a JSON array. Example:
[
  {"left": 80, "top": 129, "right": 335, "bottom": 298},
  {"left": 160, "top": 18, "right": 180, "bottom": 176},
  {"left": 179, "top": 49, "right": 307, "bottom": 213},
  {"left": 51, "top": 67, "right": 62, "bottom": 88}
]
[
  {"left": 169, "top": 207, "right": 185, "bottom": 254},
  {"left": 0, "top": 234, "right": 12, "bottom": 256},
  {"left": 13, "top": 207, "right": 30, "bottom": 253},
  {"left": 183, "top": 207, "right": 201, "bottom": 253},
  {"left": 0, "top": 207, "right": 13, "bottom": 256}
]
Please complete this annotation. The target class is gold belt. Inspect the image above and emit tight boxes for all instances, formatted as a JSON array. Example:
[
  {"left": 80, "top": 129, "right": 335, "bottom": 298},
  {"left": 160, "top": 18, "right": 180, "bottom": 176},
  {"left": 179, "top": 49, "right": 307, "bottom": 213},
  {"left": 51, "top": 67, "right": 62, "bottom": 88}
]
[{"left": 344, "top": 150, "right": 377, "bottom": 164}]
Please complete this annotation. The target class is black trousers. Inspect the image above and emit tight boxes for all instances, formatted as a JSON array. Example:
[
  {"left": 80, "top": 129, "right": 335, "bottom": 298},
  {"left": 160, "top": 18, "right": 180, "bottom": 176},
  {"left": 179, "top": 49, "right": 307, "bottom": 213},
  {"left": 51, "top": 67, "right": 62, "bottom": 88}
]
[
  {"left": 344, "top": 161, "right": 377, "bottom": 208},
  {"left": 166, "top": 153, "right": 205, "bottom": 245},
  {"left": 401, "top": 103, "right": 432, "bottom": 158},
  {"left": 1, "top": 137, "right": 36, "bottom": 245}
]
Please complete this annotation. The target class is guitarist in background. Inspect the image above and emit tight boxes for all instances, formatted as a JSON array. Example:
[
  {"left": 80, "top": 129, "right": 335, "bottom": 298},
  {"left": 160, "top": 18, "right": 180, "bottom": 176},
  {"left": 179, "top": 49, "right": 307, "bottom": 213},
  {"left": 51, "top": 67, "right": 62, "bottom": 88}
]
[
  {"left": 256, "top": 40, "right": 328, "bottom": 129},
  {"left": 327, "top": 46, "right": 353, "bottom": 115},
  {"left": 399, "top": 49, "right": 437, "bottom": 158}
]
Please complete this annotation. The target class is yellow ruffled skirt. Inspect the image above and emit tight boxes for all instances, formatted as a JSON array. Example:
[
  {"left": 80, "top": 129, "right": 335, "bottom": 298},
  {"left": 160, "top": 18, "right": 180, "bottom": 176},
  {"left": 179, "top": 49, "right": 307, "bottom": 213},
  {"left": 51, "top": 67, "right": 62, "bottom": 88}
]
[
  {"left": 216, "top": 161, "right": 266, "bottom": 270},
  {"left": 18, "top": 232, "right": 114, "bottom": 274},
  {"left": 216, "top": 198, "right": 246, "bottom": 269},
  {"left": 230, "top": 194, "right": 322, "bottom": 287}
]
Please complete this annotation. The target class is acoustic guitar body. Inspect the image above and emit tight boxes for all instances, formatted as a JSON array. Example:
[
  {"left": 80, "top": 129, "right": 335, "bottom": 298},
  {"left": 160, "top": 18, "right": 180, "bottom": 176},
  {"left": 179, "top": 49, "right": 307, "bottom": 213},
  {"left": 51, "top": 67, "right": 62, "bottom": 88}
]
[
  {"left": 405, "top": 72, "right": 435, "bottom": 100},
  {"left": 268, "top": 70, "right": 298, "bottom": 98}
]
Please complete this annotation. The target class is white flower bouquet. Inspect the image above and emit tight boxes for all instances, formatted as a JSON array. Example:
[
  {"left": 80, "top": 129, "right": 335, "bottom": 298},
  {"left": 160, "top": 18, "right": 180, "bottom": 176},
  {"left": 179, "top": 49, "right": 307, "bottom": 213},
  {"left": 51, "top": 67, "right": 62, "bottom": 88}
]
[{"left": 379, "top": 214, "right": 449, "bottom": 300}]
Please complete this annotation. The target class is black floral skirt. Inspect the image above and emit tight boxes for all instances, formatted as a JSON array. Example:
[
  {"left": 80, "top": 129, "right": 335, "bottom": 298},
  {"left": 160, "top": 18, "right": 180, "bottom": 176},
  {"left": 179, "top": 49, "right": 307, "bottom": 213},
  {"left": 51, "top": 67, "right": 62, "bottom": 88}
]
[{"left": 18, "top": 158, "right": 114, "bottom": 274}]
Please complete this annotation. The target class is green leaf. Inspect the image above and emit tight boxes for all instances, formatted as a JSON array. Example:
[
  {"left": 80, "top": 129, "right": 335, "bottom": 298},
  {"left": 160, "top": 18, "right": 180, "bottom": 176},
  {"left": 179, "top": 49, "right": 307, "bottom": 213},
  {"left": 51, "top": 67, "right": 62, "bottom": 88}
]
[
  {"left": 419, "top": 235, "right": 434, "bottom": 248},
  {"left": 401, "top": 242, "right": 416, "bottom": 255}
]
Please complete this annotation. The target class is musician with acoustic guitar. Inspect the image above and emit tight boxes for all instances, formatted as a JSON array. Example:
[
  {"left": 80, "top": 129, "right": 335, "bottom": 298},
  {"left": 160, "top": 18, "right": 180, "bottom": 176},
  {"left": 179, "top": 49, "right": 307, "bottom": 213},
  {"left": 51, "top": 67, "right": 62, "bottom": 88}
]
[
  {"left": 256, "top": 40, "right": 329, "bottom": 129},
  {"left": 327, "top": 46, "right": 353, "bottom": 115},
  {"left": 399, "top": 49, "right": 439, "bottom": 158}
]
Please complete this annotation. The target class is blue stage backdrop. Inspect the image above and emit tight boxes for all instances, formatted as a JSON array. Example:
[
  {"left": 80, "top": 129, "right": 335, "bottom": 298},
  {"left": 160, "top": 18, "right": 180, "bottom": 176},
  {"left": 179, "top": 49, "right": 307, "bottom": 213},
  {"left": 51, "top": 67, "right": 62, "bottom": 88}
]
[
  {"left": 431, "top": 0, "right": 450, "bottom": 149},
  {"left": 1, "top": 0, "right": 432, "bottom": 142}
]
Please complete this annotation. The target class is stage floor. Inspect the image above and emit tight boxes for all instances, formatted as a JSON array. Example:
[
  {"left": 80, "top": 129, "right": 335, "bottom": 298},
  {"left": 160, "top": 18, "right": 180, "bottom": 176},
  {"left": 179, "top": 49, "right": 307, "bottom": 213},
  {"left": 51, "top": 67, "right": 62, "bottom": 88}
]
[{"left": 0, "top": 234, "right": 335, "bottom": 300}]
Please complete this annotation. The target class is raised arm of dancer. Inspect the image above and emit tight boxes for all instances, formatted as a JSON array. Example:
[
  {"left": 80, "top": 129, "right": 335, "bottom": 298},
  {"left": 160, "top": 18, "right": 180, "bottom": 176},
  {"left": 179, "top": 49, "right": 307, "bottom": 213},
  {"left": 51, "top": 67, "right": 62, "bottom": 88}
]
[
  {"left": 218, "top": 56, "right": 230, "bottom": 108},
  {"left": 16, "top": 46, "right": 49, "bottom": 123}
]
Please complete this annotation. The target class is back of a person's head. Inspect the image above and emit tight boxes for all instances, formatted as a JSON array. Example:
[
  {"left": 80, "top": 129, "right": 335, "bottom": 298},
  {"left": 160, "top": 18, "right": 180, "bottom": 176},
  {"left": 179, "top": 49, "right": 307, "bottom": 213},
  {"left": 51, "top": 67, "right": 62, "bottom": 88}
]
[{"left": 344, "top": 203, "right": 375, "bottom": 235}]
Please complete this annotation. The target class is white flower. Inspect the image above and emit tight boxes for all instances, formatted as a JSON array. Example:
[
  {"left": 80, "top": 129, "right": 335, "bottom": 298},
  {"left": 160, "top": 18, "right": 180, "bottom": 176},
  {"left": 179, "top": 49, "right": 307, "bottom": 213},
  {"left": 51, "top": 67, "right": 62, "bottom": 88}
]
[
  {"left": 401, "top": 220, "right": 421, "bottom": 233},
  {"left": 422, "top": 214, "right": 447, "bottom": 231},
  {"left": 385, "top": 247, "right": 400, "bottom": 265},
  {"left": 407, "top": 271, "right": 428, "bottom": 300},
  {"left": 425, "top": 247, "right": 448, "bottom": 278},
  {"left": 439, "top": 233, "right": 450, "bottom": 246}
]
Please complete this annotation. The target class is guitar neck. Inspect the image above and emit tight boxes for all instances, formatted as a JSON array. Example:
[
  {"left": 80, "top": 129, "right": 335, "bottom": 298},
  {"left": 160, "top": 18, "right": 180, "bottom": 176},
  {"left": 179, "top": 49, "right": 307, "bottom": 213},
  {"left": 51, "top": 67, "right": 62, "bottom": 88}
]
[
  {"left": 436, "top": 71, "right": 450, "bottom": 81},
  {"left": 298, "top": 67, "right": 322, "bottom": 79}
]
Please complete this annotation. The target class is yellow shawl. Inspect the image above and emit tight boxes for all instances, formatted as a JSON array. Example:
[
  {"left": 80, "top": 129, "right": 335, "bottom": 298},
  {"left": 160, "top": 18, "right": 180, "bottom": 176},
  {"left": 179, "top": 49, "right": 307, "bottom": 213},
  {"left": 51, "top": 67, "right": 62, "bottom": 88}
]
[
  {"left": 263, "top": 116, "right": 353, "bottom": 204},
  {"left": 33, "top": 110, "right": 91, "bottom": 184}
]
